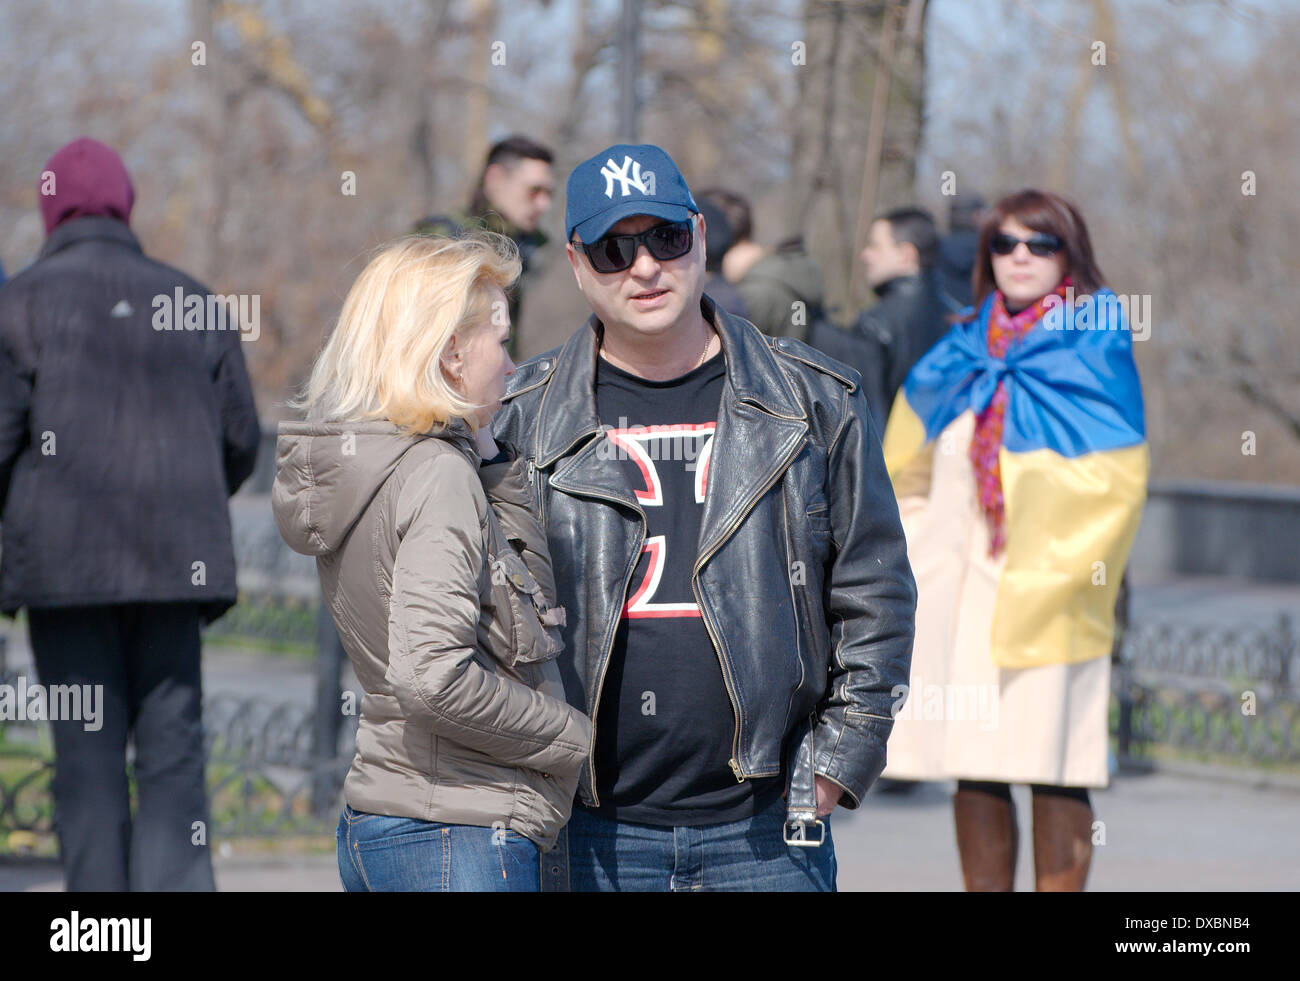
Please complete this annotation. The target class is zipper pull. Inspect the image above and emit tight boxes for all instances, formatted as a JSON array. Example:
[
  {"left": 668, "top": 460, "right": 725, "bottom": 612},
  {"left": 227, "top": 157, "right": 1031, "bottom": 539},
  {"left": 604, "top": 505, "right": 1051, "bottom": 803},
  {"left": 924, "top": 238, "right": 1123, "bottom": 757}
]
[
  {"left": 729, "top": 758, "right": 745, "bottom": 783},
  {"left": 526, "top": 459, "right": 536, "bottom": 485}
]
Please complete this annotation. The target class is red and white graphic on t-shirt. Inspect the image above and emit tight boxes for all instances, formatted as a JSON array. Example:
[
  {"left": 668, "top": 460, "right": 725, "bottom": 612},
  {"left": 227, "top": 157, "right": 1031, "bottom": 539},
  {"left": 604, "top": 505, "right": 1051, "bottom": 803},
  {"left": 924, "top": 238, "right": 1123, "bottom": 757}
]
[
  {"left": 605, "top": 423, "right": 714, "bottom": 506},
  {"left": 608, "top": 424, "right": 715, "bottom": 619}
]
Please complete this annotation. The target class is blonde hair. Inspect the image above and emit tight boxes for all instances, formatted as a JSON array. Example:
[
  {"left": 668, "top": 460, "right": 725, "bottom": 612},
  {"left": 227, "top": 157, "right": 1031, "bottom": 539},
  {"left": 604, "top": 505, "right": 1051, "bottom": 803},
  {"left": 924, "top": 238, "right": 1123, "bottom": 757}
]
[{"left": 297, "top": 232, "right": 520, "bottom": 434}]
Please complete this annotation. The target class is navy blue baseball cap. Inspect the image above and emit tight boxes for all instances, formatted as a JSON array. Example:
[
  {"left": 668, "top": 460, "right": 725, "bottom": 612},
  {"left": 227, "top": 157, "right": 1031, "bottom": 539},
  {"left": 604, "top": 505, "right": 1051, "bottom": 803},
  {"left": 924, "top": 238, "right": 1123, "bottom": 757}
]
[{"left": 565, "top": 144, "right": 700, "bottom": 244}]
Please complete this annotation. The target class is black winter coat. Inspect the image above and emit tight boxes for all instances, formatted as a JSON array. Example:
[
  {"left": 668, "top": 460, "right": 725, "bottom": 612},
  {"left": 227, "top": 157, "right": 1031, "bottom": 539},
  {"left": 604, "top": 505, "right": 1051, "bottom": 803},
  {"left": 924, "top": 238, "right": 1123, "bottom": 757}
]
[
  {"left": 852, "top": 272, "right": 950, "bottom": 429},
  {"left": 0, "top": 217, "right": 260, "bottom": 622}
]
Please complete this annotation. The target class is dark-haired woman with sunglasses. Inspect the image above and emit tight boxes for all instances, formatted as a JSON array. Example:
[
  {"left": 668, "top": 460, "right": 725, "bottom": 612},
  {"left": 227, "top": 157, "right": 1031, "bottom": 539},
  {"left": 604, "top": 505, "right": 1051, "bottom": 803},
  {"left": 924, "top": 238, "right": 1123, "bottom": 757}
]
[{"left": 878, "top": 189, "right": 1148, "bottom": 891}]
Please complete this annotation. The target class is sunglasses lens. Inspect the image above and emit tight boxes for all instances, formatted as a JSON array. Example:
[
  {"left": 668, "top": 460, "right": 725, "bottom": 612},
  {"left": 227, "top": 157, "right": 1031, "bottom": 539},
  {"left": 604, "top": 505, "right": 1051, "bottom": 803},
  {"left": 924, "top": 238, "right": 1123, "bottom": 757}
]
[
  {"left": 590, "top": 236, "right": 637, "bottom": 273},
  {"left": 582, "top": 220, "right": 694, "bottom": 272},
  {"left": 990, "top": 233, "right": 1063, "bottom": 257},
  {"left": 646, "top": 222, "right": 692, "bottom": 261},
  {"left": 990, "top": 234, "right": 1017, "bottom": 255}
]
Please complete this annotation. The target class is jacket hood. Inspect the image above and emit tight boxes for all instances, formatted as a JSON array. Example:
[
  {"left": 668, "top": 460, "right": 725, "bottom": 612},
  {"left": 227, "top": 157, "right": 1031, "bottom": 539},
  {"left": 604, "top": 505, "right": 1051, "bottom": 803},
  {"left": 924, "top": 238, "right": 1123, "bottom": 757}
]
[
  {"left": 273, "top": 417, "right": 477, "bottom": 556},
  {"left": 40, "top": 137, "right": 136, "bottom": 235}
]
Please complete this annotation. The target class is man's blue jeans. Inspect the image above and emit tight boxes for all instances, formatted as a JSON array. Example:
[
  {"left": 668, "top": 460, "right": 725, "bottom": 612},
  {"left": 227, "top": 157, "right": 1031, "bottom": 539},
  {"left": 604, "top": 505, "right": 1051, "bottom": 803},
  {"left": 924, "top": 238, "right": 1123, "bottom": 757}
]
[
  {"left": 556, "top": 792, "right": 837, "bottom": 892},
  {"left": 336, "top": 804, "right": 540, "bottom": 892}
]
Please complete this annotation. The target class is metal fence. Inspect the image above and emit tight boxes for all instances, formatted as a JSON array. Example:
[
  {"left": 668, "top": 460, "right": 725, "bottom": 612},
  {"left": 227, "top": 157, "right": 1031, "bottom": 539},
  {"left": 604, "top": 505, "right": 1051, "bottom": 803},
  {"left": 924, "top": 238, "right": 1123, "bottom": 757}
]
[
  {"left": 1113, "top": 614, "right": 1299, "bottom": 766},
  {"left": 203, "top": 691, "right": 358, "bottom": 836},
  {"left": 0, "top": 665, "right": 358, "bottom": 844}
]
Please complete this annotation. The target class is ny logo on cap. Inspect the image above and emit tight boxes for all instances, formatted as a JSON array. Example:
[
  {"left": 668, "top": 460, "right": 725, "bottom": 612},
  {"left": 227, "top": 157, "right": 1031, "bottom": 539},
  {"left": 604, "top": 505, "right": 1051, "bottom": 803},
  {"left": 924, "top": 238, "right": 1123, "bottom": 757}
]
[{"left": 601, "top": 155, "right": 656, "bottom": 198}]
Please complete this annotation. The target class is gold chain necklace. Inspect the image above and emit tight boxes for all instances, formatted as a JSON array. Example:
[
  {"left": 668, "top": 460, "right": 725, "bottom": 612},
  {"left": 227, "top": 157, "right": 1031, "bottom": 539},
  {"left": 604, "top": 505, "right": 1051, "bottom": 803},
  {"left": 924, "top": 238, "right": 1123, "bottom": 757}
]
[
  {"left": 695, "top": 327, "right": 714, "bottom": 369},
  {"left": 599, "top": 325, "right": 715, "bottom": 371}
]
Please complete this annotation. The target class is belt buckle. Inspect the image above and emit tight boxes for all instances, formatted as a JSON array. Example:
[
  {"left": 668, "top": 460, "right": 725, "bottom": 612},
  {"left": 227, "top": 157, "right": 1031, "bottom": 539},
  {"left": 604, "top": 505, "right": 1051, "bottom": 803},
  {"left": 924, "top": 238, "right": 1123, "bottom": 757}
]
[{"left": 783, "top": 817, "right": 825, "bottom": 848}]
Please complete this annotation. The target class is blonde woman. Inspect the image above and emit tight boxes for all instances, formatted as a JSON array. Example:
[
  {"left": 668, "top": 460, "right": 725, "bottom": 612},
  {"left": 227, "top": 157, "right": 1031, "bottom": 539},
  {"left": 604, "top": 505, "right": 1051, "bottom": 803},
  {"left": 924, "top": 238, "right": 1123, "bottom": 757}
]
[{"left": 273, "top": 233, "right": 591, "bottom": 892}]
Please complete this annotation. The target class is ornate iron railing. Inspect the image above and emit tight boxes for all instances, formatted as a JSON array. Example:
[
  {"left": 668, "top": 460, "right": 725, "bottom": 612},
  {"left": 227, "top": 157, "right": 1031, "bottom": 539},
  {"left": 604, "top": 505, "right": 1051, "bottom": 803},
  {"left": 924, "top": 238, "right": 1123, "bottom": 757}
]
[
  {"left": 203, "top": 692, "right": 358, "bottom": 836},
  {"left": 1112, "top": 615, "right": 1299, "bottom": 767},
  {"left": 0, "top": 664, "right": 358, "bottom": 846},
  {"left": 1118, "top": 614, "right": 1298, "bottom": 688},
  {"left": 1113, "top": 676, "right": 1299, "bottom": 765}
]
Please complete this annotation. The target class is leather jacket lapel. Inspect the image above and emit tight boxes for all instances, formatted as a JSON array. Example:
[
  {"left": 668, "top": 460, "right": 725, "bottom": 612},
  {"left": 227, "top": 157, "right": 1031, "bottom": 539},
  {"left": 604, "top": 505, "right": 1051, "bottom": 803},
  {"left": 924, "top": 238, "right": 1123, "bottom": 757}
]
[
  {"left": 697, "top": 392, "right": 806, "bottom": 567},
  {"left": 549, "top": 433, "right": 642, "bottom": 511},
  {"left": 535, "top": 325, "right": 604, "bottom": 468},
  {"left": 696, "top": 299, "right": 809, "bottom": 566},
  {"left": 533, "top": 319, "right": 642, "bottom": 510}
]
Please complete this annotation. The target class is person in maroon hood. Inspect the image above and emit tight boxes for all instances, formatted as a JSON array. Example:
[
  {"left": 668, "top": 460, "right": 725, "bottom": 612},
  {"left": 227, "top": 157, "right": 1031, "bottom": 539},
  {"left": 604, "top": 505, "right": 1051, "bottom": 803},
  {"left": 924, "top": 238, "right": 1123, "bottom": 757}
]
[{"left": 0, "top": 137, "right": 261, "bottom": 891}]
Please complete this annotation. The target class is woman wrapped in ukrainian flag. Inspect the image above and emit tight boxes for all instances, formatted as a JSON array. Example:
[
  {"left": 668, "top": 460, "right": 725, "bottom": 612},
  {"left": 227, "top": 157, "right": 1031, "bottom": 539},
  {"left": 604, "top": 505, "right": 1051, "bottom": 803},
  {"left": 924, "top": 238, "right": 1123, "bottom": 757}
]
[{"left": 879, "top": 189, "right": 1148, "bottom": 892}]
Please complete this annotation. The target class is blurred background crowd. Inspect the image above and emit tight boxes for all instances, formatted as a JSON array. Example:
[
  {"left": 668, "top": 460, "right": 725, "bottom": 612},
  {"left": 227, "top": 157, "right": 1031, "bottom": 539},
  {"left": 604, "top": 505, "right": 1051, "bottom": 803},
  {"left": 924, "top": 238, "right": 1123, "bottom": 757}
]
[{"left": 1, "top": 0, "right": 1296, "bottom": 484}]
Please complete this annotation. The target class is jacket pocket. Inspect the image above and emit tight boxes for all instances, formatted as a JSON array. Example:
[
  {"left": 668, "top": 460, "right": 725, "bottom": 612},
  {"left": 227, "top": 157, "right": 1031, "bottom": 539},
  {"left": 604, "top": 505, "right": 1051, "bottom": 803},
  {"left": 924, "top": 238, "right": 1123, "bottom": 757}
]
[
  {"left": 490, "top": 549, "right": 566, "bottom": 667},
  {"left": 522, "top": 764, "right": 581, "bottom": 839},
  {"left": 782, "top": 487, "right": 831, "bottom": 735},
  {"left": 806, "top": 500, "right": 832, "bottom": 547}
]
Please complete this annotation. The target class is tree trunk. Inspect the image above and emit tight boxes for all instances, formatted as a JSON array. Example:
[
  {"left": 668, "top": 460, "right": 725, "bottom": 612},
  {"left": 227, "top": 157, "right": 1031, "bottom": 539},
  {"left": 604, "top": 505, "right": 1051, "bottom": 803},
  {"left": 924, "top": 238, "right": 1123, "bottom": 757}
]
[{"left": 789, "top": 0, "right": 927, "bottom": 319}]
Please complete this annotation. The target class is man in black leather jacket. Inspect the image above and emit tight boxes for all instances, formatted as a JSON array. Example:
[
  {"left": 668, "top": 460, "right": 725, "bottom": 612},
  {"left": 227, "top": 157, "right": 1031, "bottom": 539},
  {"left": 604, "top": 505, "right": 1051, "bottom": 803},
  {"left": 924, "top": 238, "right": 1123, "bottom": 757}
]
[{"left": 494, "top": 144, "right": 916, "bottom": 892}]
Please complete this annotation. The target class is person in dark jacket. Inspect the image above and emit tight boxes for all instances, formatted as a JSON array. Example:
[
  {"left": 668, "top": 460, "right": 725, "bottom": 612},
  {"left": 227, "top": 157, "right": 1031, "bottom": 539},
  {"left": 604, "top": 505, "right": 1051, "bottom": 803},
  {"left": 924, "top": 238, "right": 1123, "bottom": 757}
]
[
  {"left": 694, "top": 197, "right": 748, "bottom": 320},
  {"left": 413, "top": 134, "right": 555, "bottom": 357},
  {"left": 737, "top": 236, "right": 828, "bottom": 342},
  {"left": 935, "top": 192, "right": 985, "bottom": 314},
  {"left": 0, "top": 137, "right": 261, "bottom": 890},
  {"left": 854, "top": 206, "right": 950, "bottom": 428},
  {"left": 697, "top": 188, "right": 829, "bottom": 341}
]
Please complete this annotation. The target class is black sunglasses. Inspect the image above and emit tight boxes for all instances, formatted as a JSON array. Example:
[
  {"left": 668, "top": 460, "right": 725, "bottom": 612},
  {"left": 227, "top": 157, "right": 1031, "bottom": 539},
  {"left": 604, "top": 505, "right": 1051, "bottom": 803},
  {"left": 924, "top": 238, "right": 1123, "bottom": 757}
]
[
  {"left": 990, "top": 232, "right": 1064, "bottom": 258},
  {"left": 572, "top": 219, "right": 694, "bottom": 273}
]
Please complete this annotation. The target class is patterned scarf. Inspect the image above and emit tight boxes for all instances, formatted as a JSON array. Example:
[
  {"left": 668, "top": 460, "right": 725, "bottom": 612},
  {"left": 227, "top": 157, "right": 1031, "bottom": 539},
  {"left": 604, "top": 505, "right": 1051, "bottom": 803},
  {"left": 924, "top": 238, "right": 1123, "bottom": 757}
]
[{"left": 969, "top": 278, "right": 1072, "bottom": 557}]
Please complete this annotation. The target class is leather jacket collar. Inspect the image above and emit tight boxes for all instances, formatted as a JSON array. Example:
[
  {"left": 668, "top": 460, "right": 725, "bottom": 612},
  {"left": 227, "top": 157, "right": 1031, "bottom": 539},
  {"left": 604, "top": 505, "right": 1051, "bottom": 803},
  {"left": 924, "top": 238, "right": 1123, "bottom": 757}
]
[
  {"left": 534, "top": 294, "right": 806, "bottom": 470},
  {"left": 533, "top": 295, "right": 812, "bottom": 566}
]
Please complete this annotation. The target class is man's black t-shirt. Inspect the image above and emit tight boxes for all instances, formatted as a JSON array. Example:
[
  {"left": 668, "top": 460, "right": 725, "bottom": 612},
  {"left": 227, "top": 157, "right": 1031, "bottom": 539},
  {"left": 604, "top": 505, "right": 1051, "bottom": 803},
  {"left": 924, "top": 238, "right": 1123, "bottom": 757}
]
[{"left": 588, "top": 346, "right": 779, "bottom": 825}]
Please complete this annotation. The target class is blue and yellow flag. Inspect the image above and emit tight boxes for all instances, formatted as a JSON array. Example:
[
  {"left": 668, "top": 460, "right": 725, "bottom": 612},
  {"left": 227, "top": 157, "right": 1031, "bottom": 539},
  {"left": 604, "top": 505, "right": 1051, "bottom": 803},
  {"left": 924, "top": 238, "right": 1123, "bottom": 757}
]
[{"left": 882, "top": 288, "right": 1149, "bottom": 668}]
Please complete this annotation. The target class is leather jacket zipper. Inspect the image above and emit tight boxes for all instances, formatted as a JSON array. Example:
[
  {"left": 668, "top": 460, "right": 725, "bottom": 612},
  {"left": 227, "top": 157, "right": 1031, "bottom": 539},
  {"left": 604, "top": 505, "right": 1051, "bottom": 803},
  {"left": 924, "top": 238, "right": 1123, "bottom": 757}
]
[
  {"left": 526, "top": 459, "right": 549, "bottom": 531},
  {"left": 692, "top": 433, "right": 809, "bottom": 783},
  {"left": 570, "top": 487, "right": 646, "bottom": 809},
  {"left": 692, "top": 583, "right": 746, "bottom": 782}
]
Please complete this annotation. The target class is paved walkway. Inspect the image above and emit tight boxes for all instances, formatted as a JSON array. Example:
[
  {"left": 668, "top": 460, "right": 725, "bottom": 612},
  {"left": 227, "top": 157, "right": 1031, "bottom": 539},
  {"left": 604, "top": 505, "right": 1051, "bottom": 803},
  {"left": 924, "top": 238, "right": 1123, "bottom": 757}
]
[{"left": 4, "top": 769, "right": 1297, "bottom": 891}]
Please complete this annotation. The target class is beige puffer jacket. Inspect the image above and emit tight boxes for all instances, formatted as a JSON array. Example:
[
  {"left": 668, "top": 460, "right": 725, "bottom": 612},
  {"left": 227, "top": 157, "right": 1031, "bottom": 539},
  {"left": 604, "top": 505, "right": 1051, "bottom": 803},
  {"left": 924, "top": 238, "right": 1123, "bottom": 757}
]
[{"left": 272, "top": 417, "right": 591, "bottom": 851}]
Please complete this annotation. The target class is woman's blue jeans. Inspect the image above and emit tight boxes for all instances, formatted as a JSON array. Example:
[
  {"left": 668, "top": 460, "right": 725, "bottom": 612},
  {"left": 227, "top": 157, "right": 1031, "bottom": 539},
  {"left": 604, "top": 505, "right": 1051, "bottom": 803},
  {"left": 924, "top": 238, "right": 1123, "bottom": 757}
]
[{"left": 336, "top": 804, "right": 540, "bottom": 892}]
